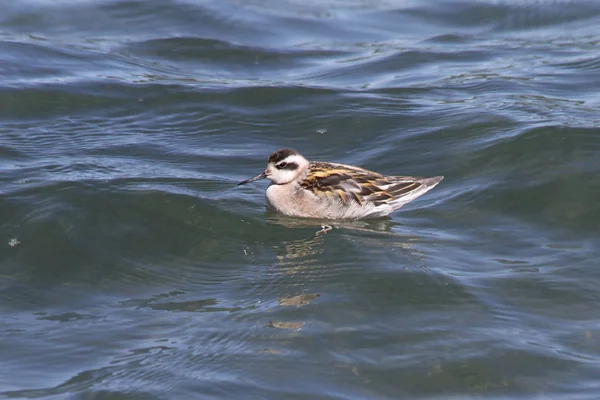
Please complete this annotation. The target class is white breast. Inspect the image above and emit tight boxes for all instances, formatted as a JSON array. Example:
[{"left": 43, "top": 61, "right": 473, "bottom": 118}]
[
  {"left": 266, "top": 184, "right": 314, "bottom": 218},
  {"left": 266, "top": 183, "right": 379, "bottom": 220}
]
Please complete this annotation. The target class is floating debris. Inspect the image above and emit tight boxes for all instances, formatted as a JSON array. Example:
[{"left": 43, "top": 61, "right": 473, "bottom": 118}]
[
  {"left": 8, "top": 238, "right": 20, "bottom": 248},
  {"left": 316, "top": 224, "right": 332, "bottom": 236}
]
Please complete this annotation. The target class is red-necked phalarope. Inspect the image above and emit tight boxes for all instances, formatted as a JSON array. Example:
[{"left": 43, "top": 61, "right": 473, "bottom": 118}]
[{"left": 238, "top": 148, "right": 443, "bottom": 220}]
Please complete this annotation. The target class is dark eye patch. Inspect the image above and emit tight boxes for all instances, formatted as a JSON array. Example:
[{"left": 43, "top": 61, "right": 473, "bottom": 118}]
[{"left": 276, "top": 162, "right": 298, "bottom": 170}]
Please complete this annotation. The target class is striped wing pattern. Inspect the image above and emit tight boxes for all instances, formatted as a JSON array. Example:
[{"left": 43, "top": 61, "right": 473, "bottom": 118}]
[{"left": 299, "top": 162, "right": 423, "bottom": 207}]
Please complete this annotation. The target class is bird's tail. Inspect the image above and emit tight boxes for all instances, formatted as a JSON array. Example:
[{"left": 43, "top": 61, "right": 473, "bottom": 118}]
[{"left": 388, "top": 175, "right": 444, "bottom": 210}]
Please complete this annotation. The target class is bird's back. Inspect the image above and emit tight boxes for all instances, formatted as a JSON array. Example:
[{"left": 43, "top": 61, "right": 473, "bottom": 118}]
[{"left": 295, "top": 162, "right": 443, "bottom": 219}]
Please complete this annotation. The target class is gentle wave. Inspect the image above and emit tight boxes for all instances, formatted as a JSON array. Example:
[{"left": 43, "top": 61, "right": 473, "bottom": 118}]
[{"left": 2, "top": 1, "right": 600, "bottom": 399}]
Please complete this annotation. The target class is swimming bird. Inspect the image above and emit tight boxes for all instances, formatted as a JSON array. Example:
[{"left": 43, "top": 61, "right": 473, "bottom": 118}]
[{"left": 238, "top": 148, "right": 443, "bottom": 220}]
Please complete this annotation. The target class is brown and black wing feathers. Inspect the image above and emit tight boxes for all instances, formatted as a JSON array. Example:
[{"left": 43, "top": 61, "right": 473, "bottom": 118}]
[
  {"left": 385, "top": 180, "right": 423, "bottom": 197},
  {"left": 299, "top": 162, "right": 390, "bottom": 206},
  {"left": 299, "top": 162, "right": 437, "bottom": 208}
]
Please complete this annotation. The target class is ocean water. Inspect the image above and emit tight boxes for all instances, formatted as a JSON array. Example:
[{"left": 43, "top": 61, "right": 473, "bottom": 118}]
[{"left": 1, "top": 1, "right": 600, "bottom": 399}]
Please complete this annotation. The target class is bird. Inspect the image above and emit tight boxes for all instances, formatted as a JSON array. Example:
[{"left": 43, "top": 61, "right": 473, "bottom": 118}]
[{"left": 238, "top": 148, "right": 443, "bottom": 220}]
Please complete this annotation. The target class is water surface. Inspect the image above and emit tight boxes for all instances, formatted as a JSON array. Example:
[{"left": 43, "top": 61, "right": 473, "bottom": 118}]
[{"left": 2, "top": 0, "right": 600, "bottom": 399}]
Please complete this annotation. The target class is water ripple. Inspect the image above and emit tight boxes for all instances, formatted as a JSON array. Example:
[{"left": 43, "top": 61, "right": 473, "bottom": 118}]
[{"left": 2, "top": 0, "right": 600, "bottom": 399}]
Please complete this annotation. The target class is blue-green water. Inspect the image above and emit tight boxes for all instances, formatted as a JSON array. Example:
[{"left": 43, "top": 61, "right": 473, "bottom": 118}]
[{"left": 2, "top": 1, "right": 600, "bottom": 399}]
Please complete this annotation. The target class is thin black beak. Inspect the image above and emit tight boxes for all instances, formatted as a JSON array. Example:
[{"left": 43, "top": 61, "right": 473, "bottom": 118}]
[{"left": 238, "top": 171, "right": 267, "bottom": 185}]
